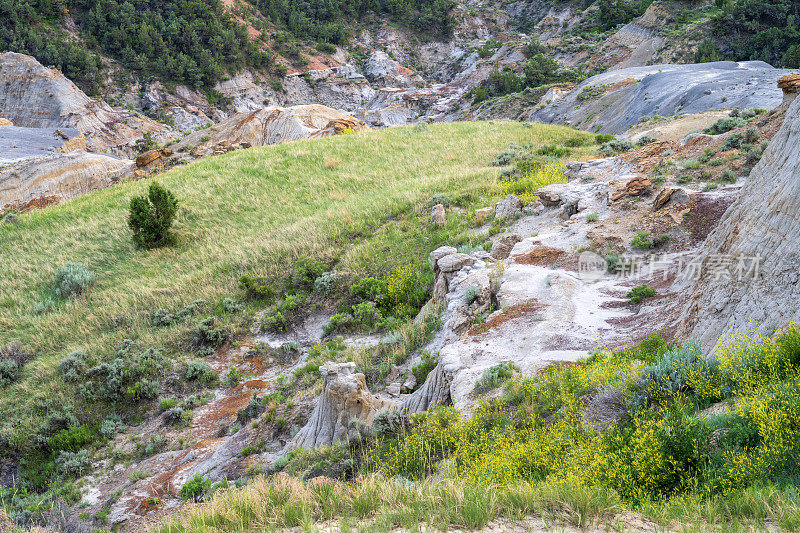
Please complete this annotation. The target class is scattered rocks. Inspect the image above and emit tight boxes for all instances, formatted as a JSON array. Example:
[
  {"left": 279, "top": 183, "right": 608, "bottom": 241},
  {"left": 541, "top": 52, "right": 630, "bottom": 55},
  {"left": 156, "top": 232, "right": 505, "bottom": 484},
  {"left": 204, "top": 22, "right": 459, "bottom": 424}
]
[
  {"left": 430, "top": 203, "right": 446, "bottom": 224},
  {"left": 495, "top": 194, "right": 523, "bottom": 219}
]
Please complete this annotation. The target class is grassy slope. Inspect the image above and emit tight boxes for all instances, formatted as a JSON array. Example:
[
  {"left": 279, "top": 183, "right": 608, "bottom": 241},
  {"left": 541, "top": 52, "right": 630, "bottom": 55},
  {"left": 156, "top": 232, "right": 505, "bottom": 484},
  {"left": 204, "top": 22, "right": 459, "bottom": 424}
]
[{"left": 0, "top": 120, "right": 590, "bottom": 447}]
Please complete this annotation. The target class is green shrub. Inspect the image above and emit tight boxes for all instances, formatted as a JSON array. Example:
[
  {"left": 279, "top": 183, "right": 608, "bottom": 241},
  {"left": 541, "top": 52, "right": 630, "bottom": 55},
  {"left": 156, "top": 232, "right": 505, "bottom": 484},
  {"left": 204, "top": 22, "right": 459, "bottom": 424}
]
[
  {"left": 100, "top": 415, "right": 125, "bottom": 439},
  {"left": 180, "top": 475, "right": 211, "bottom": 501},
  {"left": 630, "top": 231, "right": 653, "bottom": 250},
  {"left": 292, "top": 257, "right": 326, "bottom": 290},
  {"left": 184, "top": 361, "right": 218, "bottom": 386},
  {"left": 599, "top": 139, "right": 635, "bottom": 156},
  {"left": 722, "top": 169, "right": 737, "bottom": 183},
  {"left": 56, "top": 449, "right": 91, "bottom": 478},
  {"left": 586, "top": 212, "right": 598, "bottom": 223},
  {"left": 627, "top": 284, "right": 656, "bottom": 304},
  {"left": 636, "top": 135, "right": 657, "bottom": 147},
  {"left": 475, "top": 362, "right": 516, "bottom": 392},
  {"left": 0, "top": 359, "right": 20, "bottom": 388},
  {"left": 704, "top": 117, "right": 747, "bottom": 135},
  {"left": 58, "top": 350, "right": 88, "bottom": 383},
  {"left": 536, "top": 144, "right": 571, "bottom": 158},
  {"left": 314, "top": 271, "right": 339, "bottom": 294},
  {"left": 595, "top": 134, "right": 615, "bottom": 144},
  {"left": 239, "top": 275, "right": 274, "bottom": 300},
  {"left": 54, "top": 262, "right": 96, "bottom": 298},
  {"left": 193, "top": 317, "right": 228, "bottom": 347},
  {"left": 128, "top": 182, "right": 179, "bottom": 249},
  {"left": 412, "top": 351, "right": 439, "bottom": 385}
]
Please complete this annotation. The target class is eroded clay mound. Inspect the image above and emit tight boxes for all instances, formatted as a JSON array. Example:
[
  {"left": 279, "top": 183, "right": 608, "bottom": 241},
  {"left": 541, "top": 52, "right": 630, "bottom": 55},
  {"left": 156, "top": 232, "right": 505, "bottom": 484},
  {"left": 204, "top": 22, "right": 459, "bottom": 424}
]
[
  {"left": 0, "top": 52, "right": 169, "bottom": 156},
  {"left": 174, "top": 105, "right": 368, "bottom": 158},
  {"left": 531, "top": 61, "right": 796, "bottom": 134},
  {"left": 0, "top": 151, "right": 133, "bottom": 211}
]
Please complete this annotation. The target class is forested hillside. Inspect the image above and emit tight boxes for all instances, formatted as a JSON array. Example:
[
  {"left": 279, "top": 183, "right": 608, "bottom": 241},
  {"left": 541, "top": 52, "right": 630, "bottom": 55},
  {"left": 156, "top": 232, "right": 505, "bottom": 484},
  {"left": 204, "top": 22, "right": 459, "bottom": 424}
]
[{"left": 0, "top": 0, "right": 455, "bottom": 96}]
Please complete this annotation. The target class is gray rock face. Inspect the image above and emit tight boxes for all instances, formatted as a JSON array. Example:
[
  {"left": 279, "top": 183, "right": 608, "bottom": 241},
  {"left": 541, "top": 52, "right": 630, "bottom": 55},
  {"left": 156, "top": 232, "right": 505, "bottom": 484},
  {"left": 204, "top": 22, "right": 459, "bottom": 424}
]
[
  {"left": 676, "top": 93, "right": 800, "bottom": 350},
  {"left": 0, "top": 126, "right": 79, "bottom": 165},
  {"left": 531, "top": 61, "right": 797, "bottom": 134},
  {"left": 363, "top": 51, "right": 425, "bottom": 88}
]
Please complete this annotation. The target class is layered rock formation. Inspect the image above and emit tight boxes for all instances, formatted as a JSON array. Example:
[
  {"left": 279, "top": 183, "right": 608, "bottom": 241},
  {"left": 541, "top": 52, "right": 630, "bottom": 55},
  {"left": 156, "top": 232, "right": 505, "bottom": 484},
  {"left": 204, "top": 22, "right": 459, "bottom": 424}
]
[
  {"left": 290, "top": 362, "right": 393, "bottom": 449},
  {"left": 675, "top": 85, "right": 800, "bottom": 350},
  {"left": 174, "top": 105, "right": 368, "bottom": 159},
  {"left": 0, "top": 151, "right": 133, "bottom": 211},
  {"left": 0, "top": 52, "right": 169, "bottom": 157}
]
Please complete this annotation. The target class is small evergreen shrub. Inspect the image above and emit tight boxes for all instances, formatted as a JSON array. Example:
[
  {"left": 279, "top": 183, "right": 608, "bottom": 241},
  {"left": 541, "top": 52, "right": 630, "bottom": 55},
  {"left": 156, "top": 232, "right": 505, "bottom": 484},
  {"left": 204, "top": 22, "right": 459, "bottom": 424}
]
[
  {"left": 627, "top": 284, "right": 656, "bottom": 303},
  {"left": 54, "top": 262, "right": 96, "bottom": 298},
  {"left": 56, "top": 449, "right": 92, "bottom": 478},
  {"left": 636, "top": 135, "right": 657, "bottom": 147},
  {"left": 184, "top": 361, "right": 218, "bottom": 386},
  {"left": 128, "top": 182, "right": 178, "bottom": 249},
  {"left": 0, "top": 359, "right": 19, "bottom": 388},
  {"left": 239, "top": 275, "right": 274, "bottom": 300}
]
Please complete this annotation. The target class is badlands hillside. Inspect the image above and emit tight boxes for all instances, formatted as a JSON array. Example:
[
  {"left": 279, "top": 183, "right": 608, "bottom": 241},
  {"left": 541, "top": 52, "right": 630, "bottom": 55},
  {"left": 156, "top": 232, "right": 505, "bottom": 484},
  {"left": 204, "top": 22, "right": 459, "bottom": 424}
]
[{"left": 3, "top": 0, "right": 800, "bottom": 532}]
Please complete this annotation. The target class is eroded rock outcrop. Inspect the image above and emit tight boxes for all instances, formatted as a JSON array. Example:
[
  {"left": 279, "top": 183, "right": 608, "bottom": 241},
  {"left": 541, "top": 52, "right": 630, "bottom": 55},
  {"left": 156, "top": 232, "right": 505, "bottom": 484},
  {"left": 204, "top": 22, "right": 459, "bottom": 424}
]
[
  {"left": 174, "top": 105, "right": 367, "bottom": 159},
  {"left": 289, "top": 362, "right": 393, "bottom": 449},
  {"left": 675, "top": 90, "right": 800, "bottom": 350},
  {"left": 0, "top": 151, "right": 133, "bottom": 211},
  {"left": 531, "top": 61, "right": 796, "bottom": 134},
  {"left": 0, "top": 53, "right": 169, "bottom": 157}
]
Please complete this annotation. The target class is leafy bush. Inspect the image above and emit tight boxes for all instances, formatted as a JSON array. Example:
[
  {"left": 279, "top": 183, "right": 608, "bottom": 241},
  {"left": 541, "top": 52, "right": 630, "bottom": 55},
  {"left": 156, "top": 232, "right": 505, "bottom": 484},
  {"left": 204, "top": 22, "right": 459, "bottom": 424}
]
[
  {"left": 100, "top": 415, "right": 125, "bottom": 439},
  {"left": 599, "top": 139, "right": 635, "bottom": 156},
  {"left": 292, "top": 257, "right": 326, "bottom": 290},
  {"left": 193, "top": 317, "right": 228, "bottom": 347},
  {"left": 56, "top": 449, "right": 92, "bottom": 478},
  {"left": 412, "top": 351, "right": 439, "bottom": 386},
  {"left": 627, "top": 284, "right": 656, "bottom": 303},
  {"left": 128, "top": 182, "right": 179, "bottom": 249},
  {"left": 180, "top": 474, "right": 211, "bottom": 501},
  {"left": 239, "top": 275, "right": 274, "bottom": 300},
  {"left": 627, "top": 284, "right": 656, "bottom": 304},
  {"left": 54, "top": 262, "right": 96, "bottom": 298},
  {"left": 58, "top": 350, "right": 87, "bottom": 384},
  {"left": 630, "top": 231, "right": 653, "bottom": 250},
  {"left": 184, "top": 361, "right": 218, "bottom": 387},
  {"left": 314, "top": 271, "right": 339, "bottom": 295},
  {"left": 636, "top": 135, "right": 656, "bottom": 147},
  {"left": 0, "top": 359, "right": 20, "bottom": 388}
]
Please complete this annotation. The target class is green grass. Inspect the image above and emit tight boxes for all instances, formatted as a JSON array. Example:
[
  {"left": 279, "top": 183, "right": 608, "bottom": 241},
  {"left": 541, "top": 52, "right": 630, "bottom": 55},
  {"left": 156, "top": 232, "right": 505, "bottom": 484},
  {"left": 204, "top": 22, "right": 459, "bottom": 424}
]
[{"left": 0, "top": 120, "right": 593, "bottom": 449}]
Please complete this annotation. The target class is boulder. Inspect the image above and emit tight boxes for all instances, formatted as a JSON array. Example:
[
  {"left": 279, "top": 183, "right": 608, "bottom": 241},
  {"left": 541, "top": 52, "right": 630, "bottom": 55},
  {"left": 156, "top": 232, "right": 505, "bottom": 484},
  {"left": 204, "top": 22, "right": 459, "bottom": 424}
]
[
  {"left": 653, "top": 187, "right": 689, "bottom": 210},
  {"left": 495, "top": 194, "right": 523, "bottom": 219},
  {"left": 0, "top": 118, "right": 12, "bottom": 126},
  {"left": 363, "top": 51, "right": 424, "bottom": 88},
  {"left": 430, "top": 203, "right": 446, "bottom": 225},
  {"left": 611, "top": 176, "right": 652, "bottom": 201},
  {"left": 491, "top": 233, "right": 523, "bottom": 260},
  {"left": 289, "top": 362, "right": 394, "bottom": 449},
  {"left": 475, "top": 206, "right": 493, "bottom": 224},
  {"left": 437, "top": 253, "right": 474, "bottom": 273}
]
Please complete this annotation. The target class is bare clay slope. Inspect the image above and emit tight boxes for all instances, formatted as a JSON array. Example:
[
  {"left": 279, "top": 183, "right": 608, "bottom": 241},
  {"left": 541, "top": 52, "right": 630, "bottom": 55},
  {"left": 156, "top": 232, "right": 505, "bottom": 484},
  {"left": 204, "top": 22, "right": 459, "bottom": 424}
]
[{"left": 676, "top": 93, "right": 800, "bottom": 350}]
